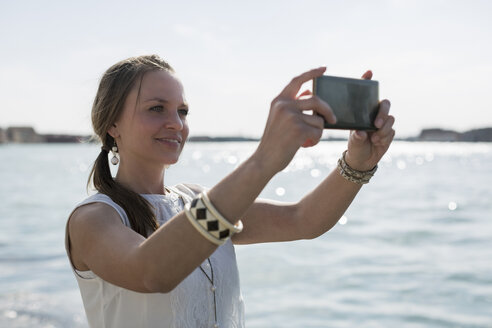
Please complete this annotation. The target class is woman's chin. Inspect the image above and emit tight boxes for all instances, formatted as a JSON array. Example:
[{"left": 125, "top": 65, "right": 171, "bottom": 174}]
[{"left": 162, "top": 158, "right": 179, "bottom": 168}]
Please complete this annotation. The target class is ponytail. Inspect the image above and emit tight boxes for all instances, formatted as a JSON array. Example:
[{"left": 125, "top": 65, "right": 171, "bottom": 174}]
[{"left": 87, "top": 134, "right": 159, "bottom": 237}]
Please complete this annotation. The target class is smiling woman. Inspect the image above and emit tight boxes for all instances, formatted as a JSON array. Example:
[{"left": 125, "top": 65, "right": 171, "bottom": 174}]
[
  {"left": 65, "top": 54, "right": 395, "bottom": 328},
  {"left": 110, "top": 69, "right": 190, "bottom": 173}
]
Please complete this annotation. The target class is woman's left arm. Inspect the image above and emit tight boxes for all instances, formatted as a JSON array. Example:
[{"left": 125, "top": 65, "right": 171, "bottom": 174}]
[{"left": 232, "top": 74, "right": 395, "bottom": 244}]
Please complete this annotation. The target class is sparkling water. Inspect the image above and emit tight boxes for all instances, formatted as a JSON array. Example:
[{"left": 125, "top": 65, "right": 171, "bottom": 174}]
[{"left": 1, "top": 141, "right": 491, "bottom": 327}]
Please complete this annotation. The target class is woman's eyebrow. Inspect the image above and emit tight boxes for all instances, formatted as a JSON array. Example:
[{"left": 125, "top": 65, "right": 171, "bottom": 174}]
[
  {"left": 143, "top": 97, "right": 189, "bottom": 108},
  {"left": 143, "top": 97, "right": 169, "bottom": 103}
]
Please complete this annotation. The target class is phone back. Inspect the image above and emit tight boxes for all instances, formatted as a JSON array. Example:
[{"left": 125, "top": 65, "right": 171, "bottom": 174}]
[{"left": 313, "top": 75, "right": 379, "bottom": 130}]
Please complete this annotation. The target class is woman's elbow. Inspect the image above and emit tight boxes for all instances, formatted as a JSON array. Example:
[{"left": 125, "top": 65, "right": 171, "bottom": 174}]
[
  {"left": 139, "top": 259, "right": 179, "bottom": 293},
  {"left": 291, "top": 204, "right": 322, "bottom": 240}
]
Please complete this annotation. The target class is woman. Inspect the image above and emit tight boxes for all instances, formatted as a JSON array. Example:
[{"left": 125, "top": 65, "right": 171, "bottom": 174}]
[{"left": 65, "top": 54, "right": 395, "bottom": 328}]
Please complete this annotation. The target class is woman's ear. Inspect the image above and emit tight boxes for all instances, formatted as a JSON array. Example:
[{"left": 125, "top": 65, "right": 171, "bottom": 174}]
[{"left": 107, "top": 123, "right": 120, "bottom": 139}]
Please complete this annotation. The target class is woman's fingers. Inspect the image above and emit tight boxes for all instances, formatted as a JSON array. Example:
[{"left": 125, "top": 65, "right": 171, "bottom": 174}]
[
  {"left": 296, "top": 96, "right": 336, "bottom": 124},
  {"left": 280, "top": 67, "right": 326, "bottom": 99},
  {"left": 300, "top": 111, "right": 325, "bottom": 129},
  {"left": 371, "top": 115, "right": 395, "bottom": 144},
  {"left": 273, "top": 99, "right": 325, "bottom": 146},
  {"left": 297, "top": 90, "right": 312, "bottom": 99},
  {"left": 300, "top": 121, "right": 324, "bottom": 148},
  {"left": 374, "top": 99, "right": 391, "bottom": 129},
  {"left": 374, "top": 128, "right": 396, "bottom": 146},
  {"left": 361, "top": 70, "right": 373, "bottom": 80}
]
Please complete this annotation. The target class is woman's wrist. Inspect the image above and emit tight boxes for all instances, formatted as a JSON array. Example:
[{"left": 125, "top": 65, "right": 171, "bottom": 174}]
[
  {"left": 344, "top": 150, "right": 376, "bottom": 172},
  {"left": 338, "top": 150, "right": 378, "bottom": 185},
  {"left": 250, "top": 148, "right": 282, "bottom": 179}
]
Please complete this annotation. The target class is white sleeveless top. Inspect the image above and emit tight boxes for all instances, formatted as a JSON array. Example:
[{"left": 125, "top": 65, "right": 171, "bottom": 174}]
[{"left": 66, "top": 184, "right": 245, "bottom": 328}]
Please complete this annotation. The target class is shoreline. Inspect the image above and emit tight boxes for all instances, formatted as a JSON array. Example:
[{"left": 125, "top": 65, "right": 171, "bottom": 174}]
[{"left": 1, "top": 126, "right": 492, "bottom": 143}]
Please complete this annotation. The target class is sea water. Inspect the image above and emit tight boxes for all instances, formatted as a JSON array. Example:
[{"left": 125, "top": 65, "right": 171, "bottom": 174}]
[{"left": 0, "top": 141, "right": 491, "bottom": 327}]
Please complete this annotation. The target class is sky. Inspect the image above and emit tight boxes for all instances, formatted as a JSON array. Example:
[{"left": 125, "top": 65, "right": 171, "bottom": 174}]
[{"left": 1, "top": 0, "right": 491, "bottom": 138}]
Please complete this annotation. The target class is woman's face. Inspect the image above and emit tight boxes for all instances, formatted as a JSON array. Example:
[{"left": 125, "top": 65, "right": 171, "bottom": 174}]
[{"left": 110, "top": 70, "right": 190, "bottom": 168}]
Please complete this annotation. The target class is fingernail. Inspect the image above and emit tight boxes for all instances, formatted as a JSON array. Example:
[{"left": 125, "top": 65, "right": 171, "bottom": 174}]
[{"left": 375, "top": 118, "right": 383, "bottom": 128}]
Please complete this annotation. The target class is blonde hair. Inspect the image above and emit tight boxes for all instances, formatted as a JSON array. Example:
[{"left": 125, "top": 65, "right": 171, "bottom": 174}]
[{"left": 88, "top": 55, "right": 174, "bottom": 237}]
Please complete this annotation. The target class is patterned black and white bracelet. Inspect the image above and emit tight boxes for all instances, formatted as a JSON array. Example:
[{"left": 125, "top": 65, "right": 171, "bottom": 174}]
[{"left": 184, "top": 192, "right": 243, "bottom": 245}]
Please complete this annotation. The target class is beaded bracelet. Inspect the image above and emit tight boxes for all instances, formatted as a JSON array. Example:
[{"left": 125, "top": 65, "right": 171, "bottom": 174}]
[
  {"left": 184, "top": 193, "right": 243, "bottom": 245},
  {"left": 337, "top": 150, "right": 378, "bottom": 185}
]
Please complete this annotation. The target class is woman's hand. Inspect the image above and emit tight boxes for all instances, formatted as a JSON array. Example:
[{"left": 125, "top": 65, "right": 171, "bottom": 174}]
[
  {"left": 344, "top": 71, "right": 395, "bottom": 171},
  {"left": 254, "top": 67, "right": 336, "bottom": 174}
]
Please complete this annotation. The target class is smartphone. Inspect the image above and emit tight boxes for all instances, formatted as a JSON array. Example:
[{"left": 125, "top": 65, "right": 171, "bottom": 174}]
[{"left": 313, "top": 75, "right": 379, "bottom": 130}]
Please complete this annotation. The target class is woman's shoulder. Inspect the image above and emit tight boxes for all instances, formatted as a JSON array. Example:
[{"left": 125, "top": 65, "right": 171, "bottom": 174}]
[
  {"left": 70, "top": 200, "right": 121, "bottom": 225},
  {"left": 77, "top": 192, "right": 114, "bottom": 205},
  {"left": 69, "top": 193, "right": 129, "bottom": 226}
]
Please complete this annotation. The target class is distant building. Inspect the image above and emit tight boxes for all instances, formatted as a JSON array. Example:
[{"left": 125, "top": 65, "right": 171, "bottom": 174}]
[
  {"left": 42, "top": 134, "right": 87, "bottom": 143},
  {"left": 417, "top": 127, "right": 492, "bottom": 142},
  {"left": 0, "top": 128, "right": 6, "bottom": 143},
  {"left": 6, "top": 126, "right": 45, "bottom": 143},
  {"left": 418, "top": 128, "right": 461, "bottom": 142},
  {"left": 460, "top": 128, "right": 492, "bottom": 142}
]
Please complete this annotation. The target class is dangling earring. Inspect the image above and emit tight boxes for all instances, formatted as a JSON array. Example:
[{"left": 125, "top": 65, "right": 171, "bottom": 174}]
[{"left": 110, "top": 142, "right": 119, "bottom": 165}]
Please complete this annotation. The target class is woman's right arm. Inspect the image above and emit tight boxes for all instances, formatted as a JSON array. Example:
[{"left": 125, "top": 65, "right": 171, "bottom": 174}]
[
  {"left": 68, "top": 152, "right": 276, "bottom": 294},
  {"left": 67, "top": 66, "right": 335, "bottom": 293}
]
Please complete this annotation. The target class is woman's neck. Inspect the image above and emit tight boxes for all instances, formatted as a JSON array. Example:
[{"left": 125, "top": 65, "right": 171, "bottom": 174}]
[{"left": 115, "top": 160, "right": 168, "bottom": 195}]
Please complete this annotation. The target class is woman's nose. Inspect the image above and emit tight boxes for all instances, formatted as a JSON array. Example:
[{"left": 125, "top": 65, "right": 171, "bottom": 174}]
[{"left": 164, "top": 110, "right": 184, "bottom": 130}]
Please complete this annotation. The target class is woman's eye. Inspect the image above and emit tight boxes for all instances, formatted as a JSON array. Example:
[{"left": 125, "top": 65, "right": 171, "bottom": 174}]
[
  {"left": 178, "top": 108, "right": 189, "bottom": 116},
  {"left": 149, "top": 105, "right": 163, "bottom": 112}
]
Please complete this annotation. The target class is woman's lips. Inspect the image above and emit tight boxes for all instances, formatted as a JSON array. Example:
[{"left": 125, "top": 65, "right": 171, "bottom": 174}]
[
  {"left": 156, "top": 138, "right": 180, "bottom": 144},
  {"left": 155, "top": 138, "right": 181, "bottom": 148}
]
